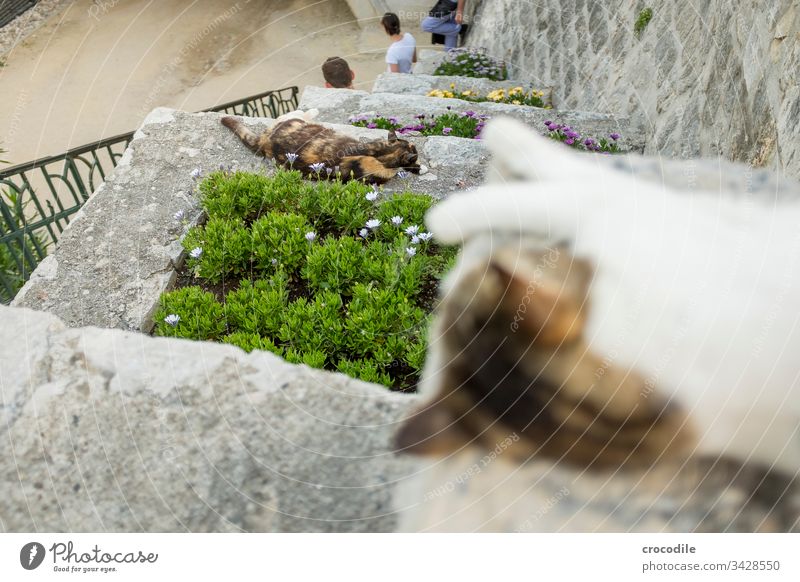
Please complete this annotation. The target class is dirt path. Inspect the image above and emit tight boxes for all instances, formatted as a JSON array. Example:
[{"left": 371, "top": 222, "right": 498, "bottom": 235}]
[{"left": 0, "top": 0, "right": 396, "bottom": 166}]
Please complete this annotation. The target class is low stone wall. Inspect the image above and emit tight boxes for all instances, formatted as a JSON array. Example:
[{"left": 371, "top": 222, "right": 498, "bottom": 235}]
[
  {"left": 467, "top": 0, "right": 800, "bottom": 179},
  {"left": 0, "top": 304, "right": 416, "bottom": 532},
  {"left": 13, "top": 108, "right": 488, "bottom": 334},
  {"left": 373, "top": 71, "right": 552, "bottom": 98},
  {"left": 301, "top": 85, "right": 646, "bottom": 152}
]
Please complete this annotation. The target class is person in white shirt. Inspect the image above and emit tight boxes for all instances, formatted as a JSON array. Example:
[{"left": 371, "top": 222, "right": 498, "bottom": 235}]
[{"left": 381, "top": 12, "right": 416, "bottom": 74}]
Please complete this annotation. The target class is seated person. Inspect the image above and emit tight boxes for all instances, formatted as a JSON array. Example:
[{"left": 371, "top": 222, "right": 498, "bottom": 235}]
[
  {"left": 381, "top": 12, "right": 416, "bottom": 73},
  {"left": 322, "top": 56, "right": 355, "bottom": 88},
  {"left": 421, "top": 0, "right": 465, "bottom": 51}
]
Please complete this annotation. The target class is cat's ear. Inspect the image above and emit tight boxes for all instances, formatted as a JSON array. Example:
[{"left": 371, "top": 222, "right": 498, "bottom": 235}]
[{"left": 387, "top": 130, "right": 398, "bottom": 142}]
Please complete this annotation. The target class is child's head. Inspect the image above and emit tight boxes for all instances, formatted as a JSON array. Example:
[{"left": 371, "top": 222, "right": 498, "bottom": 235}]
[
  {"left": 381, "top": 12, "right": 401, "bottom": 36},
  {"left": 322, "top": 56, "right": 355, "bottom": 89}
]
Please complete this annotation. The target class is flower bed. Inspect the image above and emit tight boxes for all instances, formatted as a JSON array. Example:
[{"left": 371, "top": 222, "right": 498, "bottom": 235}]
[
  {"left": 153, "top": 169, "right": 456, "bottom": 391},
  {"left": 349, "top": 111, "right": 488, "bottom": 139},
  {"left": 433, "top": 48, "right": 508, "bottom": 81},
  {"left": 428, "top": 85, "right": 552, "bottom": 109},
  {"left": 544, "top": 121, "right": 624, "bottom": 153}
]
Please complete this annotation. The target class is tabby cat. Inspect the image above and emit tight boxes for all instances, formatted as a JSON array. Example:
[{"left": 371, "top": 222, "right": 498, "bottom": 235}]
[
  {"left": 221, "top": 115, "right": 420, "bottom": 184},
  {"left": 394, "top": 117, "right": 800, "bottom": 532}
]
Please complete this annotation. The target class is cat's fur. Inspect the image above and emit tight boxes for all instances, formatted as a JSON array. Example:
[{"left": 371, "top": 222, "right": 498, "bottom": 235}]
[
  {"left": 395, "top": 117, "right": 800, "bottom": 531},
  {"left": 221, "top": 115, "right": 420, "bottom": 184}
]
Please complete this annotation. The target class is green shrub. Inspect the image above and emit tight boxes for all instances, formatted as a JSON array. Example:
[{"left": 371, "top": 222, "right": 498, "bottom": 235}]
[
  {"left": 154, "top": 286, "right": 227, "bottom": 340},
  {"left": 156, "top": 169, "right": 453, "bottom": 390},
  {"left": 337, "top": 358, "right": 393, "bottom": 386},
  {"left": 635, "top": 8, "right": 653, "bottom": 37},
  {"left": 250, "top": 211, "right": 311, "bottom": 272},
  {"left": 183, "top": 217, "right": 251, "bottom": 283},
  {"left": 433, "top": 48, "right": 508, "bottom": 81},
  {"left": 302, "top": 236, "right": 366, "bottom": 295}
]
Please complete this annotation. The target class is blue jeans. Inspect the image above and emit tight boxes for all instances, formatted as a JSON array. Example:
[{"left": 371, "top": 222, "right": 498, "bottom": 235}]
[{"left": 421, "top": 15, "right": 461, "bottom": 50}]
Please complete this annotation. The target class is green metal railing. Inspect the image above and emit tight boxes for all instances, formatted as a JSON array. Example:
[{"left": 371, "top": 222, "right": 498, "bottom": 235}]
[{"left": 0, "top": 85, "right": 299, "bottom": 303}]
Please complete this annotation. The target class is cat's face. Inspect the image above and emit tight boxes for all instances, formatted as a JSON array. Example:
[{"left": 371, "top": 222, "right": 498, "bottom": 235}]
[{"left": 378, "top": 131, "right": 419, "bottom": 168}]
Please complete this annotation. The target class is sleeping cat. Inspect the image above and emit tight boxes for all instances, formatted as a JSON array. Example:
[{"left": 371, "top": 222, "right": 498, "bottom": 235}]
[
  {"left": 395, "top": 117, "right": 800, "bottom": 531},
  {"left": 221, "top": 115, "right": 420, "bottom": 184}
]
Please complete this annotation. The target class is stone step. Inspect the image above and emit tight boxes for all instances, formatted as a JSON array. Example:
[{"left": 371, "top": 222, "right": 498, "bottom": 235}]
[
  {"left": 373, "top": 71, "right": 550, "bottom": 99},
  {"left": 413, "top": 48, "right": 542, "bottom": 84},
  {"left": 300, "top": 85, "right": 645, "bottom": 152},
  {"left": 412, "top": 49, "right": 447, "bottom": 75}
]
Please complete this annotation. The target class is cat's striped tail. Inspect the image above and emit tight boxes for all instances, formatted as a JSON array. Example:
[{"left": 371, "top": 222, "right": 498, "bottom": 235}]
[{"left": 221, "top": 116, "right": 260, "bottom": 152}]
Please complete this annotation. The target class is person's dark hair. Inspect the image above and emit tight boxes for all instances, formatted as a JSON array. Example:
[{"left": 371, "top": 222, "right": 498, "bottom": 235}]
[
  {"left": 321, "top": 56, "right": 353, "bottom": 88},
  {"left": 381, "top": 12, "right": 401, "bottom": 36}
]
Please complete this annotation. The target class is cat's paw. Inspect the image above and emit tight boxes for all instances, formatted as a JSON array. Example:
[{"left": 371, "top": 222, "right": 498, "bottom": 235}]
[{"left": 404, "top": 164, "right": 422, "bottom": 175}]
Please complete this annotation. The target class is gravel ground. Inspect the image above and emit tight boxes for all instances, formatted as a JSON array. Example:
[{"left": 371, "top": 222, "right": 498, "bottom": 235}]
[{"left": 0, "top": 0, "right": 69, "bottom": 57}]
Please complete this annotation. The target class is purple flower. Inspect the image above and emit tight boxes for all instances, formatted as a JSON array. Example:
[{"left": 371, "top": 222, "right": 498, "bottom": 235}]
[
  {"left": 565, "top": 138, "right": 575, "bottom": 146},
  {"left": 414, "top": 114, "right": 426, "bottom": 119},
  {"left": 464, "top": 110, "right": 476, "bottom": 118},
  {"left": 544, "top": 120, "right": 553, "bottom": 127},
  {"left": 584, "top": 139, "right": 595, "bottom": 147},
  {"left": 388, "top": 116, "right": 399, "bottom": 124},
  {"left": 367, "top": 122, "right": 377, "bottom": 129},
  {"left": 442, "top": 127, "right": 453, "bottom": 135},
  {"left": 610, "top": 133, "right": 621, "bottom": 141}
]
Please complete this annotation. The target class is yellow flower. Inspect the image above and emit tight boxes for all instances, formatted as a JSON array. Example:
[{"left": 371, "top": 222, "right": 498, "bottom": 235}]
[
  {"left": 512, "top": 100, "right": 521, "bottom": 105},
  {"left": 450, "top": 82, "right": 455, "bottom": 89}
]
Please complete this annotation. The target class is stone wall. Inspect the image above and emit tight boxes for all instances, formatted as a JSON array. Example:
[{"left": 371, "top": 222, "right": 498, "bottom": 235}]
[
  {"left": 467, "top": 0, "right": 800, "bottom": 179},
  {"left": 0, "top": 304, "right": 416, "bottom": 532},
  {"left": 301, "top": 85, "right": 646, "bottom": 153}
]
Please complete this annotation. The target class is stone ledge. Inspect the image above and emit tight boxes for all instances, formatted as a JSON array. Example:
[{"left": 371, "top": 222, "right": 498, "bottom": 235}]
[
  {"left": 12, "top": 108, "right": 488, "bottom": 333},
  {"left": 300, "top": 86, "right": 646, "bottom": 152},
  {"left": 372, "top": 72, "right": 554, "bottom": 101},
  {"left": 0, "top": 303, "right": 416, "bottom": 532}
]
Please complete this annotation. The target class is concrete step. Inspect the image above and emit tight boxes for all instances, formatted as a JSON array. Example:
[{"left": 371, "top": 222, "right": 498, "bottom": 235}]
[
  {"left": 300, "top": 86, "right": 645, "bottom": 153},
  {"left": 413, "top": 49, "right": 447, "bottom": 75},
  {"left": 372, "top": 72, "right": 558, "bottom": 105}
]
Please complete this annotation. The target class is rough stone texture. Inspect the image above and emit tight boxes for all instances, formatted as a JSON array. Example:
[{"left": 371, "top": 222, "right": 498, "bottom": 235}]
[
  {"left": 300, "top": 85, "right": 645, "bottom": 152},
  {"left": 398, "top": 452, "right": 800, "bottom": 532},
  {"left": 412, "top": 49, "right": 446, "bottom": 75},
  {"left": 467, "top": 0, "right": 800, "bottom": 180},
  {"left": 0, "top": 0, "right": 69, "bottom": 57},
  {"left": 13, "top": 108, "right": 488, "bottom": 332},
  {"left": 0, "top": 304, "right": 416, "bottom": 532}
]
